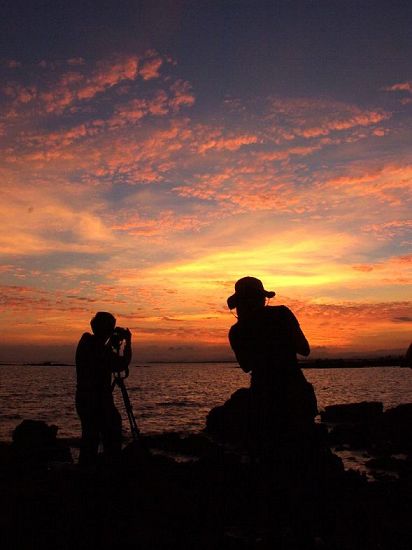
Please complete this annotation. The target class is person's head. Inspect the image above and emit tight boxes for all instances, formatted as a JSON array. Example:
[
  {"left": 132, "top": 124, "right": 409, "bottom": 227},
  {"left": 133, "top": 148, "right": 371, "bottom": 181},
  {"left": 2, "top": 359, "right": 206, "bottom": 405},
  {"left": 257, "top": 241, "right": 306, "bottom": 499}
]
[
  {"left": 90, "top": 311, "right": 116, "bottom": 339},
  {"left": 227, "top": 276, "right": 275, "bottom": 316}
]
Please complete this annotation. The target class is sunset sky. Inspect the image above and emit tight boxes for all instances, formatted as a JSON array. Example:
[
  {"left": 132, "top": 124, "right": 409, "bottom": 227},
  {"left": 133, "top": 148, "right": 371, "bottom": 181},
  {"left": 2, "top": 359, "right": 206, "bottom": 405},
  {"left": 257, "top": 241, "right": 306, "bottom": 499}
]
[{"left": 1, "top": 1, "right": 411, "bottom": 362}]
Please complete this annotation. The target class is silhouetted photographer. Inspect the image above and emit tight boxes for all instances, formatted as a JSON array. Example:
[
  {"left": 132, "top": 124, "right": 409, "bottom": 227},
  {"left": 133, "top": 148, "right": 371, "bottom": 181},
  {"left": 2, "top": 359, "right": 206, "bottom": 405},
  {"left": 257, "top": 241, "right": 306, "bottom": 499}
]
[
  {"left": 227, "top": 277, "right": 317, "bottom": 459},
  {"left": 75, "top": 312, "right": 132, "bottom": 467}
]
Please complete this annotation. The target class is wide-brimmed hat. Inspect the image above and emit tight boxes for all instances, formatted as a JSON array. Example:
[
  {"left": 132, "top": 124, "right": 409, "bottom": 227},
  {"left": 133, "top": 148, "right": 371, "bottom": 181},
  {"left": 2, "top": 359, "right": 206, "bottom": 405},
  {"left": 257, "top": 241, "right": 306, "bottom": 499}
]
[{"left": 227, "top": 276, "right": 275, "bottom": 309}]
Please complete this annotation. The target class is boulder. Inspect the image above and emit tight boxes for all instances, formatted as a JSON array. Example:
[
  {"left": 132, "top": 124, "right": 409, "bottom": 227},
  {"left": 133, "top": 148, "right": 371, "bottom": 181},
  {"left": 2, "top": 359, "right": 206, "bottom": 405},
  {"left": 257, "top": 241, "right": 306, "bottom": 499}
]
[
  {"left": 380, "top": 403, "right": 412, "bottom": 451},
  {"left": 205, "top": 387, "right": 250, "bottom": 445},
  {"left": 12, "top": 419, "right": 72, "bottom": 468},
  {"left": 320, "top": 401, "right": 383, "bottom": 423}
]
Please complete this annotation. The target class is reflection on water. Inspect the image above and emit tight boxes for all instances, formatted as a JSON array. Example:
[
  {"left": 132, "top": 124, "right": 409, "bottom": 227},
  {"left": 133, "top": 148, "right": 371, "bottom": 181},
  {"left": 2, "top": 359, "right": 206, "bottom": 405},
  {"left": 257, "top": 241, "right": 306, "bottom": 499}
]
[{"left": 0, "top": 363, "right": 411, "bottom": 442}]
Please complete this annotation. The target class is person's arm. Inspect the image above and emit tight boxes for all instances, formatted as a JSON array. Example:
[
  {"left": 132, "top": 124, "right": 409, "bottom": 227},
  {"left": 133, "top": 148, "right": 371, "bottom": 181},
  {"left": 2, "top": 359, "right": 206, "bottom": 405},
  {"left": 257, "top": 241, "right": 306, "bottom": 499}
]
[
  {"left": 110, "top": 329, "right": 132, "bottom": 375},
  {"left": 229, "top": 325, "right": 254, "bottom": 373},
  {"left": 123, "top": 329, "right": 132, "bottom": 365},
  {"left": 283, "top": 307, "right": 310, "bottom": 357}
]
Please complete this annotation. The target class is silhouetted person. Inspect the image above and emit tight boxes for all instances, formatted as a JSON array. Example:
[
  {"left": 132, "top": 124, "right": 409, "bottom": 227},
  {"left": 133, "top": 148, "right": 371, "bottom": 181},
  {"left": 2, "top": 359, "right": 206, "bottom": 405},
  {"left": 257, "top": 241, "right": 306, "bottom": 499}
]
[
  {"left": 75, "top": 312, "right": 132, "bottom": 467},
  {"left": 227, "top": 277, "right": 316, "bottom": 459}
]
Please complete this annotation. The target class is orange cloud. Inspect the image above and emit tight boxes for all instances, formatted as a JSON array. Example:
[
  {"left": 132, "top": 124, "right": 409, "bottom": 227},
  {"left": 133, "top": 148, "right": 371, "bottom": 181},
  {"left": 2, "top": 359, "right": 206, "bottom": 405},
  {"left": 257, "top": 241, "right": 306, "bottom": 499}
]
[
  {"left": 395, "top": 254, "right": 412, "bottom": 264},
  {"left": 352, "top": 265, "right": 374, "bottom": 272}
]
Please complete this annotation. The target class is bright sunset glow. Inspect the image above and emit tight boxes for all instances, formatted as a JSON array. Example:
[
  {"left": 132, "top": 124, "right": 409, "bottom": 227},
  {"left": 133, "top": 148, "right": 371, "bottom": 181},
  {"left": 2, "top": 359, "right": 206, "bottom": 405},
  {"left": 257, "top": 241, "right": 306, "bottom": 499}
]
[{"left": 0, "top": 2, "right": 411, "bottom": 362}]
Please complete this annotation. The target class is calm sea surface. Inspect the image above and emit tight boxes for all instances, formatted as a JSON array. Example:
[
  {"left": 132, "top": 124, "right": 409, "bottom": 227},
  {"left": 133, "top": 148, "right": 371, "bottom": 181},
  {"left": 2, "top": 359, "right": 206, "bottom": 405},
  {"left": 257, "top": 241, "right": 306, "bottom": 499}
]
[{"left": 1, "top": 363, "right": 411, "bottom": 443}]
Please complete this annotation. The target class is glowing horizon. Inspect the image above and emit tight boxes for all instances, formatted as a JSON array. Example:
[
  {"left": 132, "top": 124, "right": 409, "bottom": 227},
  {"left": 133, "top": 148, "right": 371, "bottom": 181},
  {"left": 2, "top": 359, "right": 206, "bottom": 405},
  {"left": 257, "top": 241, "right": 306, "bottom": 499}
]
[{"left": 0, "top": 3, "right": 411, "bottom": 362}]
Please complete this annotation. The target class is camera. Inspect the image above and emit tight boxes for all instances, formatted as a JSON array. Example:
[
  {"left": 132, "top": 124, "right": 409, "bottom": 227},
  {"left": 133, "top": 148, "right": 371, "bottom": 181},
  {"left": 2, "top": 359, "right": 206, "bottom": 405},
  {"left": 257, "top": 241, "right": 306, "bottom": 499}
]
[
  {"left": 113, "top": 327, "right": 129, "bottom": 339},
  {"left": 110, "top": 327, "right": 129, "bottom": 349}
]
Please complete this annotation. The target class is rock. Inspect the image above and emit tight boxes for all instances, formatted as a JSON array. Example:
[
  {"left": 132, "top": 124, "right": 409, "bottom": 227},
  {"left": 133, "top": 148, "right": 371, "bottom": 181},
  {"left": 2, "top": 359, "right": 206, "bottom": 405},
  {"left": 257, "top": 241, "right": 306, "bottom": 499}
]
[
  {"left": 12, "top": 419, "right": 58, "bottom": 447},
  {"left": 323, "top": 402, "right": 412, "bottom": 460},
  {"left": 11, "top": 419, "right": 72, "bottom": 469},
  {"left": 205, "top": 387, "right": 345, "bottom": 492},
  {"left": 327, "top": 421, "right": 373, "bottom": 448},
  {"left": 320, "top": 401, "right": 383, "bottom": 423},
  {"left": 142, "top": 432, "right": 216, "bottom": 458},
  {"left": 205, "top": 387, "right": 250, "bottom": 445},
  {"left": 366, "top": 455, "right": 411, "bottom": 476},
  {"left": 380, "top": 404, "right": 412, "bottom": 451}
]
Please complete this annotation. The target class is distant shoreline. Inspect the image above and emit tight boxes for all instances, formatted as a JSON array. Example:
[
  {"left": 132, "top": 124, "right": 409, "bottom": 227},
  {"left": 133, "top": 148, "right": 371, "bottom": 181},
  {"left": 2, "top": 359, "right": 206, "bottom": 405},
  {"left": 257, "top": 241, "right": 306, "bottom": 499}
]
[
  {"left": 0, "top": 355, "right": 407, "bottom": 369},
  {"left": 145, "top": 355, "right": 407, "bottom": 368}
]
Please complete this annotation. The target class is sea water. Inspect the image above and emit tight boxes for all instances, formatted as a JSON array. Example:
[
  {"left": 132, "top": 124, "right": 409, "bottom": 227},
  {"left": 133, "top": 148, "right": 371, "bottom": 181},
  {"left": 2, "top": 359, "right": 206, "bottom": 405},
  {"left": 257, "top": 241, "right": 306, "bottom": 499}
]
[{"left": 1, "top": 363, "right": 411, "bottom": 443}]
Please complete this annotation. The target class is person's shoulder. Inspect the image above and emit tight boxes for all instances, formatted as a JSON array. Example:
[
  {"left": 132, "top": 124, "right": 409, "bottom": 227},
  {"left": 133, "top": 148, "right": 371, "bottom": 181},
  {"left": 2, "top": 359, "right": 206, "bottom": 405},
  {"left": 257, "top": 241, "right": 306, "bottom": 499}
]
[
  {"left": 265, "top": 305, "right": 297, "bottom": 322},
  {"left": 264, "top": 305, "right": 290, "bottom": 316},
  {"left": 78, "top": 332, "right": 94, "bottom": 345}
]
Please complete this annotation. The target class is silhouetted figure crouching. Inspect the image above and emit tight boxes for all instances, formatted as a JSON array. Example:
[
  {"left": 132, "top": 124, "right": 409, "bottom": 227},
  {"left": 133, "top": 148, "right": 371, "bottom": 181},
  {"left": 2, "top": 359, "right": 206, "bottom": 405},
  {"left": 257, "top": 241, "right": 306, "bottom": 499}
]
[
  {"left": 75, "top": 312, "right": 132, "bottom": 467},
  {"left": 227, "top": 277, "right": 317, "bottom": 461}
]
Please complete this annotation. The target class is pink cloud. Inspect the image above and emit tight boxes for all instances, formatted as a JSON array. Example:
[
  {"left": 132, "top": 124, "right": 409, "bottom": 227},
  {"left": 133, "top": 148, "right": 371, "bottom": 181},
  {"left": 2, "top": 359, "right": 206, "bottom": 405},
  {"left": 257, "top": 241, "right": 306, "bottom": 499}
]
[
  {"left": 363, "top": 220, "right": 412, "bottom": 238},
  {"left": 76, "top": 55, "right": 139, "bottom": 101},
  {"left": 173, "top": 155, "right": 412, "bottom": 215},
  {"left": 0, "top": 64, "right": 405, "bottom": 227},
  {"left": 140, "top": 56, "right": 163, "bottom": 80},
  {"left": 2, "top": 84, "right": 37, "bottom": 104},
  {"left": 109, "top": 90, "right": 172, "bottom": 127},
  {"left": 3, "top": 55, "right": 141, "bottom": 115},
  {"left": 67, "top": 57, "right": 86, "bottom": 66},
  {"left": 1, "top": 52, "right": 170, "bottom": 118},
  {"left": 323, "top": 164, "right": 412, "bottom": 206},
  {"left": 173, "top": 167, "right": 303, "bottom": 212},
  {"left": 4, "top": 59, "right": 22, "bottom": 69},
  {"left": 169, "top": 80, "right": 195, "bottom": 110},
  {"left": 198, "top": 134, "right": 258, "bottom": 154},
  {"left": 268, "top": 97, "right": 390, "bottom": 141},
  {"left": 384, "top": 81, "right": 412, "bottom": 94},
  {"left": 111, "top": 211, "right": 207, "bottom": 236}
]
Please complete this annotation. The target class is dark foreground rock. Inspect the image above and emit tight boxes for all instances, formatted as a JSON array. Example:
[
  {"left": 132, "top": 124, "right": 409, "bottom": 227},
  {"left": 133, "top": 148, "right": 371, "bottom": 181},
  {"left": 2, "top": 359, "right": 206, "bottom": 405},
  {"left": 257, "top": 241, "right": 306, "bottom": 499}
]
[
  {"left": 321, "top": 402, "right": 412, "bottom": 455},
  {"left": 1, "top": 403, "right": 411, "bottom": 550},
  {"left": 0, "top": 433, "right": 411, "bottom": 550},
  {"left": 11, "top": 419, "right": 72, "bottom": 470}
]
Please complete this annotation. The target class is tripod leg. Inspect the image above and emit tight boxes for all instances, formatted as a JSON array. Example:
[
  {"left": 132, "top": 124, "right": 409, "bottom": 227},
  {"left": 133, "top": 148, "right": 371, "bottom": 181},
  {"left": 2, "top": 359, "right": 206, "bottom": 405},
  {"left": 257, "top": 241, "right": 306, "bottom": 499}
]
[{"left": 119, "top": 379, "right": 140, "bottom": 440}]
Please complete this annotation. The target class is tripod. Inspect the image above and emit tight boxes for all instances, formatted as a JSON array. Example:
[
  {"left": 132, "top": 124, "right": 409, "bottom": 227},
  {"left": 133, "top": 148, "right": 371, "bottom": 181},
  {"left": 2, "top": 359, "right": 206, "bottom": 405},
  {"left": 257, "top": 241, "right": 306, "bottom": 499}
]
[{"left": 112, "top": 370, "right": 140, "bottom": 441}]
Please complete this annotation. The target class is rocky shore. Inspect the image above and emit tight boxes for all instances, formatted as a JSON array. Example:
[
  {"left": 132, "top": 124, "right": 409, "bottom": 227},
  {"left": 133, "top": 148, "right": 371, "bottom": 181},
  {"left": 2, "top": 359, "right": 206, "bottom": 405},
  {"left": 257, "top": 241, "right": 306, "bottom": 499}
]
[{"left": 0, "top": 397, "right": 411, "bottom": 549}]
